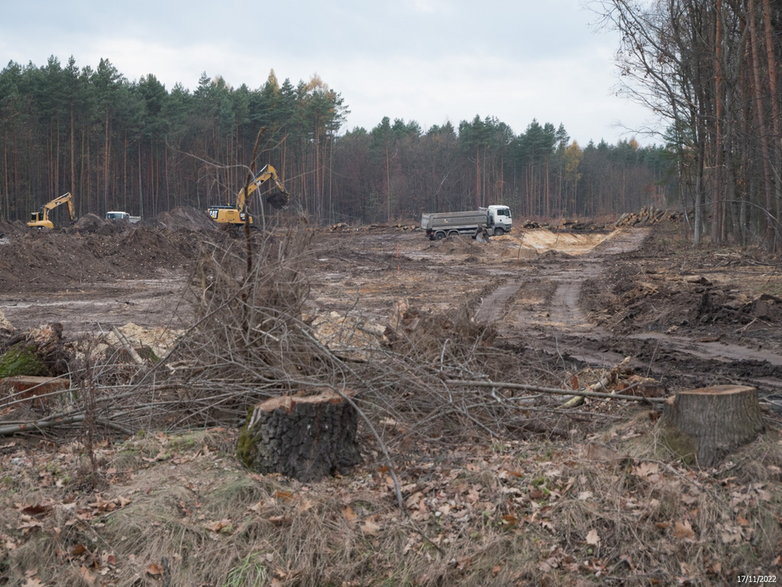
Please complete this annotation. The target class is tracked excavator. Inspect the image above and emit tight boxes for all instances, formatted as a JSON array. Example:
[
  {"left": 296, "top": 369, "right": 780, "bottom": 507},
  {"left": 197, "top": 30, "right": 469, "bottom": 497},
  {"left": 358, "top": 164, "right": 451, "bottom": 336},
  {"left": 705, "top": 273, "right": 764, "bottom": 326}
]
[
  {"left": 27, "top": 192, "right": 77, "bottom": 229},
  {"left": 207, "top": 164, "right": 290, "bottom": 225}
]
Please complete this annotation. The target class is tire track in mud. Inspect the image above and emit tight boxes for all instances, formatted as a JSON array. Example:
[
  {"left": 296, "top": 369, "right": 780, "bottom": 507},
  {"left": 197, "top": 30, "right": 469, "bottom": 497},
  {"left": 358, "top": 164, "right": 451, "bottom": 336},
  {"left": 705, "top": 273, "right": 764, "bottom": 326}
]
[
  {"left": 477, "top": 228, "right": 782, "bottom": 400},
  {"left": 477, "top": 228, "right": 649, "bottom": 342}
]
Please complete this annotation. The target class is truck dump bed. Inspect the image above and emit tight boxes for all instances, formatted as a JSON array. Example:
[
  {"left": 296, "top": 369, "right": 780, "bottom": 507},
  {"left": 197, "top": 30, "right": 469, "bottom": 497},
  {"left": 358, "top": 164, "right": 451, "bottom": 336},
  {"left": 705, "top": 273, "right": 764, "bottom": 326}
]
[{"left": 420, "top": 209, "right": 487, "bottom": 231}]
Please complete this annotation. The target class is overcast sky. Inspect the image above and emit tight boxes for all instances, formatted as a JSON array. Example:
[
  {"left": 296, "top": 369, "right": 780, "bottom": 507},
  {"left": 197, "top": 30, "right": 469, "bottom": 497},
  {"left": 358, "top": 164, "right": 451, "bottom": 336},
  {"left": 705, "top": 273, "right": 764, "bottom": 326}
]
[{"left": 0, "top": 0, "right": 662, "bottom": 146}]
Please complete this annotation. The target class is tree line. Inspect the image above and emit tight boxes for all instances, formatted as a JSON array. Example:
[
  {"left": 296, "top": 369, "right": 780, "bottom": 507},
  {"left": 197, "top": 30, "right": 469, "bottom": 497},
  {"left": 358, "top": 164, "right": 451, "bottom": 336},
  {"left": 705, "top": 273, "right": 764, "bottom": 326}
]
[
  {"left": 598, "top": 0, "right": 781, "bottom": 249},
  {"left": 0, "top": 55, "right": 672, "bottom": 227}
]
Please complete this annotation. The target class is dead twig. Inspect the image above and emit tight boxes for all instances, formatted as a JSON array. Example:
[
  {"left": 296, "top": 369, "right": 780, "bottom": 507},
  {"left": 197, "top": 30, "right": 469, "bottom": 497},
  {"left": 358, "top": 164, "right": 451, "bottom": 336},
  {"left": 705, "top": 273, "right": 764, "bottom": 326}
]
[{"left": 445, "top": 379, "right": 667, "bottom": 403}]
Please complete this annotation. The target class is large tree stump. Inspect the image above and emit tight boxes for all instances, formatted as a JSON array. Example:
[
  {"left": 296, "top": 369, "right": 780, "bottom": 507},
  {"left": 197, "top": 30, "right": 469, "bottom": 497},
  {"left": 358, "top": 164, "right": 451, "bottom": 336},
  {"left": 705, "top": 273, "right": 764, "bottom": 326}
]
[
  {"left": 661, "top": 384, "right": 765, "bottom": 467},
  {"left": 237, "top": 390, "right": 361, "bottom": 482}
]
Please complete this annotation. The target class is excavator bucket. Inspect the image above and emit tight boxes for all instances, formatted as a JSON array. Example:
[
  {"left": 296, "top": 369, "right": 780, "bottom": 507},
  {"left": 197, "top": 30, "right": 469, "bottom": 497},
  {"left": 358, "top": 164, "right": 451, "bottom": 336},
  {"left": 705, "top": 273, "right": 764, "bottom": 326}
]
[{"left": 266, "top": 188, "right": 290, "bottom": 210}]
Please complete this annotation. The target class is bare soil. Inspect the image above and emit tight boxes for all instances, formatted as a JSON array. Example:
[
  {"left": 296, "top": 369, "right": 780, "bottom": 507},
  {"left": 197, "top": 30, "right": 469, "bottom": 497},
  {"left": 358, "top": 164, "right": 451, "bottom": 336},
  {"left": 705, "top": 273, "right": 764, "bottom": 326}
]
[{"left": 307, "top": 222, "right": 782, "bottom": 405}]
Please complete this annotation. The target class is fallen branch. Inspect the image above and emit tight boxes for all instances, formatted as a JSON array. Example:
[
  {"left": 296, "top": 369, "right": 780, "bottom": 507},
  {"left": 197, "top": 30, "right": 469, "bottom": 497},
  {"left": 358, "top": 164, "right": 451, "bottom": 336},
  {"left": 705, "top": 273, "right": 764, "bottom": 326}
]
[
  {"left": 111, "top": 326, "right": 145, "bottom": 365},
  {"left": 561, "top": 356, "right": 633, "bottom": 408},
  {"left": 0, "top": 414, "right": 85, "bottom": 435},
  {"left": 445, "top": 378, "right": 667, "bottom": 403}
]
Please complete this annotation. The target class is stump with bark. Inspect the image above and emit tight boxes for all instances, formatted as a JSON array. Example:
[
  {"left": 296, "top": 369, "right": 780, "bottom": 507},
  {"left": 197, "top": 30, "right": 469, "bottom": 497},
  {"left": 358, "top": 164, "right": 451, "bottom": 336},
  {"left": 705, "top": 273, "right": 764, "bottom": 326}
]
[
  {"left": 661, "top": 384, "right": 765, "bottom": 467},
  {"left": 237, "top": 389, "right": 361, "bottom": 482}
]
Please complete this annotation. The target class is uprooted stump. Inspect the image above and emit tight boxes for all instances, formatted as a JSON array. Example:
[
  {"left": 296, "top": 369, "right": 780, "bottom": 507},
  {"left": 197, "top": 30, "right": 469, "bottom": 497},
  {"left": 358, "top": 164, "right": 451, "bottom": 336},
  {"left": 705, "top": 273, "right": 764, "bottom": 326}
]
[
  {"left": 661, "top": 384, "right": 765, "bottom": 467},
  {"left": 237, "top": 389, "right": 361, "bottom": 482},
  {"left": 0, "top": 323, "right": 70, "bottom": 378}
]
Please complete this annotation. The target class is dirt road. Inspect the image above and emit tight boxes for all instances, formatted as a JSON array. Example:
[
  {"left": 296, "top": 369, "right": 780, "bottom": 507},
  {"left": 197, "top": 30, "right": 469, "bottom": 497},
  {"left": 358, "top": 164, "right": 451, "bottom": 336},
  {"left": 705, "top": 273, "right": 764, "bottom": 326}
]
[{"left": 474, "top": 228, "right": 782, "bottom": 397}]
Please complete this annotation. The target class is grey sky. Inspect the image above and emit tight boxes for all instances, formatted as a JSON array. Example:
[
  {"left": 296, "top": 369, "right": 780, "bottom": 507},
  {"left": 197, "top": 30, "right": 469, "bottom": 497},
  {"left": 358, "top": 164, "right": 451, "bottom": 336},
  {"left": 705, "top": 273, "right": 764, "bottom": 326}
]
[{"left": 0, "top": 0, "right": 661, "bottom": 145}]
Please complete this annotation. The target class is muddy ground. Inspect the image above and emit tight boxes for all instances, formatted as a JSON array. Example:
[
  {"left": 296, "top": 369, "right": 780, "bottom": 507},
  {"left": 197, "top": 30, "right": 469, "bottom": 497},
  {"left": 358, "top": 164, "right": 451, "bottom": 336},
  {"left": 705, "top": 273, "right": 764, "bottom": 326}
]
[
  {"left": 313, "top": 221, "right": 782, "bottom": 408},
  {"left": 1, "top": 209, "right": 782, "bottom": 405}
]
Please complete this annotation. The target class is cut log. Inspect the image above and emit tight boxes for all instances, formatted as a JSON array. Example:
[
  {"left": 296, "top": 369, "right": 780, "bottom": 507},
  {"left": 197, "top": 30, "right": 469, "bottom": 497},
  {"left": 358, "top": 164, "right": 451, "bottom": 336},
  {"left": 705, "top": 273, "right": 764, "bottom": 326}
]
[
  {"left": 0, "top": 375, "right": 69, "bottom": 409},
  {"left": 661, "top": 384, "right": 765, "bottom": 467},
  {"left": 237, "top": 389, "right": 361, "bottom": 482}
]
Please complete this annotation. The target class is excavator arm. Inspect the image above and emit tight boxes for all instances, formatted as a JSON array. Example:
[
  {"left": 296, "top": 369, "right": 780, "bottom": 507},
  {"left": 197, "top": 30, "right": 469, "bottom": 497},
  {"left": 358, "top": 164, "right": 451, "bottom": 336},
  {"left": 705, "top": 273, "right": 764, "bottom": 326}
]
[
  {"left": 236, "top": 164, "right": 290, "bottom": 212},
  {"left": 27, "top": 192, "right": 76, "bottom": 229},
  {"left": 208, "top": 164, "right": 290, "bottom": 225}
]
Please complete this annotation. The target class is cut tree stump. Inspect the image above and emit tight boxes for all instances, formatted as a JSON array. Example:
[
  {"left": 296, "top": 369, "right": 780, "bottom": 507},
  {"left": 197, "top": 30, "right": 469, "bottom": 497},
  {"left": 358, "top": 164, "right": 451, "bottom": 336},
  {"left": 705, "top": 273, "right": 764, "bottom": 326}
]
[
  {"left": 661, "top": 384, "right": 765, "bottom": 467},
  {"left": 237, "top": 389, "right": 361, "bottom": 482},
  {"left": 0, "top": 375, "right": 69, "bottom": 409}
]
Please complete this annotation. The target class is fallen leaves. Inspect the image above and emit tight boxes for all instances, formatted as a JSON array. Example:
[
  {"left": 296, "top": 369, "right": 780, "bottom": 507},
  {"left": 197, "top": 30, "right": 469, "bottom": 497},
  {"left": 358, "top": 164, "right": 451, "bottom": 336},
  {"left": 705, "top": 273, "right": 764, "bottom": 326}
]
[
  {"left": 633, "top": 461, "right": 661, "bottom": 480},
  {"left": 145, "top": 562, "right": 165, "bottom": 576},
  {"left": 16, "top": 503, "right": 53, "bottom": 517},
  {"left": 87, "top": 495, "right": 132, "bottom": 513},
  {"left": 360, "top": 515, "right": 382, "bottom": 536},
  {"left": 1, "top": 417, "right": 780, "bottom": 586},
  {"left": 672, "top": 520, "right": 696, "bottom": 541},
  {"left": 204, "top": 518, "right": 233, "bottom": 533},
  {"left": 585, "top": 528, "right": 601, "bottom": 546}
]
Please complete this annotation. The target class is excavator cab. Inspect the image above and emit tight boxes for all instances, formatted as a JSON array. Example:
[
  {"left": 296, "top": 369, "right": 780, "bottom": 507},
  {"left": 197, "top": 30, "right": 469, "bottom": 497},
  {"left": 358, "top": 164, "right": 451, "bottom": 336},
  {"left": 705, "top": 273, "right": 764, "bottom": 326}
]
[
  {"left": 207, "top": 164, "right": 290, "bottom": 225},
  {"left": 27, "top": 192, "right": 77, "bottom": 229}
]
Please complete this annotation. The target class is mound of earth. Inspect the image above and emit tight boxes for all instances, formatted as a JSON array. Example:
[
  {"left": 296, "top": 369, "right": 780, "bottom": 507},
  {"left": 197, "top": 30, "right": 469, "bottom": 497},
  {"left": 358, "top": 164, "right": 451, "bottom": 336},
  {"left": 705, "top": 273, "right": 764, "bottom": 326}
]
[
  {"left": 152, "top": 206, "right": 219, "bottom": 231},
  {"left": 581, "top": 224, "right": 782, "bottom": 351},
  {"left": 0, "top": 227, "right": 201, "bottom": 292},
  {"left": 0, "top": 219, "right": 26, "bottom": 237},
  {"left": 425, "top": 235, "right": 487, "bottom": 254},
  {"left": 71, "top": 212, "right": 106, "bottom": 231}
]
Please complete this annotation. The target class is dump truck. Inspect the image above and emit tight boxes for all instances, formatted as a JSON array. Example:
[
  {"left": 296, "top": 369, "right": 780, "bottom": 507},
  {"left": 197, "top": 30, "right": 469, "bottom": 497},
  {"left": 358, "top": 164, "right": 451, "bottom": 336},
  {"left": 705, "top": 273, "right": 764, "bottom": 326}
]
[{"left": 420, "top": 205, "right": 512, "bottom": 240}]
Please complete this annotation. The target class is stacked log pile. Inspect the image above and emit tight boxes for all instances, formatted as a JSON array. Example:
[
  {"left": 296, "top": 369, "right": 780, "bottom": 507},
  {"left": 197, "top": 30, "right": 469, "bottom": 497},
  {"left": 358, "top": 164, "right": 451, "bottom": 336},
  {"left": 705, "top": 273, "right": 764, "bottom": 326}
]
[{"left": 615, "top": 208, "right": 681, "bottom": 227}]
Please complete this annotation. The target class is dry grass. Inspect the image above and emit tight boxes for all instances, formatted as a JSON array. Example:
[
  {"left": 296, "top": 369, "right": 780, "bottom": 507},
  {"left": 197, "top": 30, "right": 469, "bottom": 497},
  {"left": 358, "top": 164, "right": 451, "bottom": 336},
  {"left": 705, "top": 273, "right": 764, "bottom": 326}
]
[{"left": 2, "top": 418, "right": 780, "bottom": 585}]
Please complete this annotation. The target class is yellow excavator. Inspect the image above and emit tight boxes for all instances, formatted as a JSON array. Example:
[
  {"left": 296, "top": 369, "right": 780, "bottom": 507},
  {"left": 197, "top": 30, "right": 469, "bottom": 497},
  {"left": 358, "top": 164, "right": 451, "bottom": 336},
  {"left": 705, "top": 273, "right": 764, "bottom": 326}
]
[
  {"left": 207, "top": 164, "right": 290, "bottom": 225},
  {"left": 27, "top": 192, "right": 77, "bottom": 229}
]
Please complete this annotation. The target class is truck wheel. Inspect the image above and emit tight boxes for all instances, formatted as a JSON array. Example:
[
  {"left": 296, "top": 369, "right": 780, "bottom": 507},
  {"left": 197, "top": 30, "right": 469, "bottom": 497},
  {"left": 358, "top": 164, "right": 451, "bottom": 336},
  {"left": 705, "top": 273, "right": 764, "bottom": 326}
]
[
  {"left": 493, "top": 227, "right": 505, "bottom": 236},
  {"left": 434, "top": 231, "right": 446, "bottom": 240},
  {"left": 448, "top": 231, "right": 459, "bottom": 238}
]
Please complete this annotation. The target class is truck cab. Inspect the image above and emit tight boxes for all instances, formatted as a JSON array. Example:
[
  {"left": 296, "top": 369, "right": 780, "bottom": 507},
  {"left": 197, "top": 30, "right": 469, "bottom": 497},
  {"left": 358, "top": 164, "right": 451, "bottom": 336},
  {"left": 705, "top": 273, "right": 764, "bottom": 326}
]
[{"left": 485, "top": 205, "right": 512, "bottom": 235}]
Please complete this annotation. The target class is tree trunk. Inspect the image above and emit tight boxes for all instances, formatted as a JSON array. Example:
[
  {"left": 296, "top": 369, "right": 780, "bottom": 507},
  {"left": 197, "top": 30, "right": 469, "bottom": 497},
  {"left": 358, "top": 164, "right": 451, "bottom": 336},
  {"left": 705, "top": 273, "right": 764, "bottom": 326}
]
[
  {"left": 761, "top": 0, "right": 781, "bottom": 245},
  {"left": 661, "top": 384, "right": 765, "bottom": 467},
  {"left": 711, "top": 0, "right": 724, "bottom": 244},
  {"left": 237, "top": 390, "right": 361, "bottom": 482},
  {"left": 747, "top": 0, "right": 775, "bottom": 249}
]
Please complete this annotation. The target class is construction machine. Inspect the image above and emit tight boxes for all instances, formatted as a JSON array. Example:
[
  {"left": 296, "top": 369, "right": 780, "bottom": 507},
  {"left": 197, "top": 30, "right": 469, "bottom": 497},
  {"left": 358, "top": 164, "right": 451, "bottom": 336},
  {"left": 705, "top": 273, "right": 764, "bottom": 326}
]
[
  {"left": 27, "top": 192, "right": 77, "bottom": 229},
  {"left": 207, "top": 164, "right": 290, "bottom": 225},
  {"left": 420, "top": 205, "right": 512, "bottom": 240}
]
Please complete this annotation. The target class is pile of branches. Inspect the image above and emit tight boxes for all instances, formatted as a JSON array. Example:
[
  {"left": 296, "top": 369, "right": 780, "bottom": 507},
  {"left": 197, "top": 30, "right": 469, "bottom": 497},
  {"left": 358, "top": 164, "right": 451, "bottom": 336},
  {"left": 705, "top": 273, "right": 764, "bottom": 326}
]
[
  {"left": 159, "top": 227, "right": 577, "bottom": 442},
  {"left": 158, "top": 226, "right": 349, "bottom": 426},
  {"left": 0, "top": 226, "right": 337, "bottom": 435}
]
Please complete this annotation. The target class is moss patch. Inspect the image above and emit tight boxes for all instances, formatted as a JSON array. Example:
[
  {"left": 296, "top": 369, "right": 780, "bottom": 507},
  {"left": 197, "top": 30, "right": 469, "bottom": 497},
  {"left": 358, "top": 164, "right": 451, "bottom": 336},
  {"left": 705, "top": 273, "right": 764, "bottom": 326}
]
[
  {"left": 235, "top": 419, "right": 254, "bottom": 469},
  {"left": 0, "top": 345, "right": 48, "bottom": 378},
  {"left": 660, "top": 425, "right": 697, "bottom": 465}
]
